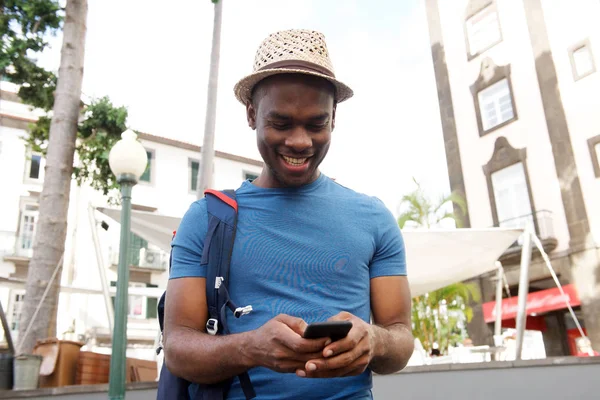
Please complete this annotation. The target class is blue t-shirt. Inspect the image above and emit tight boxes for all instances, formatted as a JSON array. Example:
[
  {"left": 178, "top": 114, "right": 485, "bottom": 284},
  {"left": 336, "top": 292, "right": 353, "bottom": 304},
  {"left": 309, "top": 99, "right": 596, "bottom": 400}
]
[{"left": 170, "top": 174, "right": 407, "bottom": 400}]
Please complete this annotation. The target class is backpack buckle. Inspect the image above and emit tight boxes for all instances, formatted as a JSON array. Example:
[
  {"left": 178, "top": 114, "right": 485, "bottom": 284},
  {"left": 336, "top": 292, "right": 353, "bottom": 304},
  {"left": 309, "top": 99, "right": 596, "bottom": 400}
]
[
  {"left": 156, "top": 332, "right": 164, "bottom": 355},
  {"left": 215, "top": 277, "right": 224, "bottom": 289},
  {"left": 234, "top": 305, "right": 253, "bottom": 318},
  {"left": 206, "top": 318, "right": 219, "bottom": 335}
]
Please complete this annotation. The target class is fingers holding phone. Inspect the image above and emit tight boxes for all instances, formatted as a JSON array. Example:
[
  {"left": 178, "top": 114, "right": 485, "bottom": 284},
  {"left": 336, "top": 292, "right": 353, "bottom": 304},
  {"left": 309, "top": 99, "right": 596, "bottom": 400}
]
[
  {"left": 246, "top": 314, "right": 330, "bottom": 374},
  {"left": 297, "top": 312, "right": 374, "bottom": 378}
]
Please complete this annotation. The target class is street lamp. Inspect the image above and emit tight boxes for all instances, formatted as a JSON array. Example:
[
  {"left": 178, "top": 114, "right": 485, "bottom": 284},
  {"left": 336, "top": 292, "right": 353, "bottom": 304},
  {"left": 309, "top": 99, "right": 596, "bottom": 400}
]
[{"left": 107, "top": 129, "right": 148, "bottom": 400}]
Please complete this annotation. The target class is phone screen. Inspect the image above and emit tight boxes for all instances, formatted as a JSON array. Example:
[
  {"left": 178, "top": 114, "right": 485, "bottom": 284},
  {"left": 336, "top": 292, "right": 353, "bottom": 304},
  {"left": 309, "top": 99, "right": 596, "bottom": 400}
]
[{"left": 303, "top": 321, "right": 352, "bottom": 341}]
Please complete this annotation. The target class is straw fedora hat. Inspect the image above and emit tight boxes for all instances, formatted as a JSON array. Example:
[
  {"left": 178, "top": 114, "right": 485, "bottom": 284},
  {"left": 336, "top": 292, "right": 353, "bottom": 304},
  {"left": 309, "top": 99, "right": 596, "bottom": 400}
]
[{"left": 234, "top": 29, "right": 353, "bottom": 105}]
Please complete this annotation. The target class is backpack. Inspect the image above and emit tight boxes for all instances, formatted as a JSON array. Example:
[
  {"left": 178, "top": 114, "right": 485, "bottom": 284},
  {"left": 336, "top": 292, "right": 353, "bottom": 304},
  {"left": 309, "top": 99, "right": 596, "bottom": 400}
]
[{"left": 156, "top": 189, "right": 256, "bottom": 400}]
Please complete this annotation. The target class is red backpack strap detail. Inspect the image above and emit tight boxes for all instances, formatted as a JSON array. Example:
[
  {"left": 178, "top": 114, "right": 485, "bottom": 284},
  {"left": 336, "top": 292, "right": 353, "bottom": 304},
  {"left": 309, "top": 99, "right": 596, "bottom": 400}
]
[{"left": 204, "top": 189, "right": 238, "bottom": 212}]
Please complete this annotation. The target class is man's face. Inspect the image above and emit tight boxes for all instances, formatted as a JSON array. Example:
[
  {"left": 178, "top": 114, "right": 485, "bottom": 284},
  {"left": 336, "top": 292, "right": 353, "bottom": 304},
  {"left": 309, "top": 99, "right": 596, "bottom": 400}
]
[{"left": 246, "top": 74, "right": 336, "bottom": 188}]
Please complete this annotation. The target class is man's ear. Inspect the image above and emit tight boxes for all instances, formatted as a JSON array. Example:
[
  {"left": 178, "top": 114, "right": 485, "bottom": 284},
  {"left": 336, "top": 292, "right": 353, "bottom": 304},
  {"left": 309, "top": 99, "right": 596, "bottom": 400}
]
[
  {"left": 246, "top": 102, "right": 257, "bottom": 130},
  {"left": 331, "top": 104, "right": 337, "bottom": 131}
]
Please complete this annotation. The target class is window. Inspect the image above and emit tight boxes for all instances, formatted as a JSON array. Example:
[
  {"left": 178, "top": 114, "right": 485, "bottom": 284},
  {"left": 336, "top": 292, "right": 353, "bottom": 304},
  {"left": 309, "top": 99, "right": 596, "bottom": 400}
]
[
  {"left": 25, "top": 153, "right": 45, "bottom": 182},
  {"left": 569, "top": 40, "right": 595, "bottom": 81},
  {"left": 478, "top": 79, "right": 514, "bottom": 131},
  {"left": 466, "top": 5, "right": 502, "bottom": 57},
  {"left": 17, "top": 204, "right": 38, "bottom": 257},
  {"left": 491, "top": 162, "right": 533, "bottom": 229},
  {"left": 589, "top": 135, "right": 600, "bottom": 178},
  {"left": 244, "top": 171, "right": 259, "bottom": 181},
  {"left": 139, "top": 150, "right": 154, "bottom": 183},
  {"left": 8, "top": 292, "right": 25, "bottom": 334},
  {"left": 130, "top": 233, "right": 148, "bottom": 267},
  {"left": 128, "top": 283, "right": 147, "bottom": 319},
  {"left": 189, "top": 158, "right": 200, "bottom": 192},
  {"left": 110, "top": 282, "right": 158, "bottom": 319}
]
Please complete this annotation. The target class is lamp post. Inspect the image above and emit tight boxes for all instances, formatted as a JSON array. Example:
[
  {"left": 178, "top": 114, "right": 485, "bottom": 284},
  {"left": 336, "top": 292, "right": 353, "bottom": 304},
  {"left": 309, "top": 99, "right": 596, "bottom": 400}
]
[{"left": 107, "top": 130, "right": 148, "bottom": 400}]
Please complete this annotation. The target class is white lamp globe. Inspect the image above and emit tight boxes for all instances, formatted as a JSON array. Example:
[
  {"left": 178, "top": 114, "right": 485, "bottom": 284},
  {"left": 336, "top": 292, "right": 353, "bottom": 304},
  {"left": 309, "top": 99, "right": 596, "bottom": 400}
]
[{"left": 108, "top": 129, "right": 148, "bottom": 182}]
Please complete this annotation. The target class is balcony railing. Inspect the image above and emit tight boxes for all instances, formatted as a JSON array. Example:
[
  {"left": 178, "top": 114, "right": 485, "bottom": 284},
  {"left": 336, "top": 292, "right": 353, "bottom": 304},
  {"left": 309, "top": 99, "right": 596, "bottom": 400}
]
[
  {"left": 495, "top": 210, "right": 558, "bottom": 263},
  {"left": 497, "top": 210, "right": 555, "bottom": 245},
  {"left": 109, "top": 245, "right": 168, "bottom": 271},
  {"left": 0, "top": 230, "right": 35, "bottom": 259}
]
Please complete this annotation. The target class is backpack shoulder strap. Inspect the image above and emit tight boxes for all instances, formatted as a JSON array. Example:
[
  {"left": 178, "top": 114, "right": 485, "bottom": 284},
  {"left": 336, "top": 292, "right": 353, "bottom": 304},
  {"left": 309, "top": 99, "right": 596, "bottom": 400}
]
[
  {"left": 203, "top": 189, "right": 239, "bottom": 333},
  {"left": 202, "top": 189, "right": 256, "bottom": 400}
]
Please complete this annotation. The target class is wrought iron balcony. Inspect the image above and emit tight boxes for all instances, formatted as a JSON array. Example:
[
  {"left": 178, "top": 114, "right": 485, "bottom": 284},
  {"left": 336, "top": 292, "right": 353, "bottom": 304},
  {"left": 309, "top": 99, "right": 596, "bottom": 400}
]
[{"left": 495, "top": 210, "right": 558, "bottom": 265}]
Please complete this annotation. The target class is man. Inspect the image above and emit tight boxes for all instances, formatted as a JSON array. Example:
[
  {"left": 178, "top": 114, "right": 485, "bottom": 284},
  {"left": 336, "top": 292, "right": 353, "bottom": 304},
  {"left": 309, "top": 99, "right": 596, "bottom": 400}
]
[{"left": 163, "top": 29, "right": 413, "bottom": 399}]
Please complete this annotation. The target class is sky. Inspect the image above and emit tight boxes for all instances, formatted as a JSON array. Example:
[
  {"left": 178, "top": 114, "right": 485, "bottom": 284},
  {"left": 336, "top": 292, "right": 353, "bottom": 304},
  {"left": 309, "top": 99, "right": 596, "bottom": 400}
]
[{"left": 36, "top": 0, "right": 451, "bottom": 216}]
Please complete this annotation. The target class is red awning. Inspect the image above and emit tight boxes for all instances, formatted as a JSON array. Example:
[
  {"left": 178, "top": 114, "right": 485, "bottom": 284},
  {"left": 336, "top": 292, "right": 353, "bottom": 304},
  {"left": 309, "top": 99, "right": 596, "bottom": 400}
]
[{"left": 482, "top": 284, "right": 580, "bottom": 323}]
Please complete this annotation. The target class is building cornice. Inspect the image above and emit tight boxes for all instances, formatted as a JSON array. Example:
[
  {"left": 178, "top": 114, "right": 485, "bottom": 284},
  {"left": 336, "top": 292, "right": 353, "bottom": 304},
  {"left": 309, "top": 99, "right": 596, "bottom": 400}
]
[{"left": 0, "top": 112, "right": 263, "bottom": 168}]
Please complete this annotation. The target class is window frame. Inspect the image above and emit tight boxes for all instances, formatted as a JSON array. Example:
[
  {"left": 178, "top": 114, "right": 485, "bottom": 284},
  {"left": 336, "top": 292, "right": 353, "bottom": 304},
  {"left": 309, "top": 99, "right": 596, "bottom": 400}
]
[
  {"left": 471, "top": 58, "right": 518, "bottom": 136},
  {"left": 464, "top": 1, "right": 503, "bottom": 61},
  {"left": 243, "top": 170, "right": 260, "bottom": 181},
  {"left": 483, "top": 136, "right": 538, "bottom": 233},
  {"left": 7, "top": 290, "right": 26, "bottom": 335},
  {"left": 138, "top": 148, "right": 155, "bottom": 185},
  {"left": 128, "top": 282, "right": 147, "bottom": 319},
  {"left": 110, "top": 281, "right": 155, "bottom": 320},
  {"left": 588, "top": 134, "right": 600, "bottom": 178},
  {"left": 15, "top": 200, "right": 39, "bottom": 258},
  {"left": 478, "top": 78, "right": 515, "bottom": 131},
  {"left": 189, "top": 158, "right": 200, "bottom": 194},
  {"left": 569, "top": 39, "right": 596, "bottom": 81},
  {"left": 23, "top": 151, "right": 45, "bottom": 184}
]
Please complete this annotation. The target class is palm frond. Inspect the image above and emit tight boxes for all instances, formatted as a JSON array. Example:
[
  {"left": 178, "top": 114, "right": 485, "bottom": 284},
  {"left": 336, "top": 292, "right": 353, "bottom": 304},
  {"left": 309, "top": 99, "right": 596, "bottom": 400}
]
[
  {"left": 397, "top": 210, "right": 421, "bottom": 228},
  {"left": 437, "top": 193, "right": 467, "bottom": 228}
]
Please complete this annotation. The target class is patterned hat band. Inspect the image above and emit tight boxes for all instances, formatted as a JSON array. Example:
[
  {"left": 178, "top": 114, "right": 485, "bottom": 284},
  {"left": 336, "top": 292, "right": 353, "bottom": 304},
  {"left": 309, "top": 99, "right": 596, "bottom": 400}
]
[{"left": 257, "top": 60, "right": 335, "bottom": 78}]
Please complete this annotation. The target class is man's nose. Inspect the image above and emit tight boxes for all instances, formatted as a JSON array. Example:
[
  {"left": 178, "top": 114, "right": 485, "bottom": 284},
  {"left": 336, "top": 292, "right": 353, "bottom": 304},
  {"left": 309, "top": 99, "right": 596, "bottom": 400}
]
[{"left": 284, "top": 127, "right": 312, "bottom": 153}]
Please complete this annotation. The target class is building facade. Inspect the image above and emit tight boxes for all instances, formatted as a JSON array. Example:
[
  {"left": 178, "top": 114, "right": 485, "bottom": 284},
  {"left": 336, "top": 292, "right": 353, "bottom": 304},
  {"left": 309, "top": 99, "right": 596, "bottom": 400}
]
[
  {"left": 0, "top": 81, "right": 263, "bottom": 359},
  {"left": 425, "top": 0, "right": 600, "bottom": 355}
]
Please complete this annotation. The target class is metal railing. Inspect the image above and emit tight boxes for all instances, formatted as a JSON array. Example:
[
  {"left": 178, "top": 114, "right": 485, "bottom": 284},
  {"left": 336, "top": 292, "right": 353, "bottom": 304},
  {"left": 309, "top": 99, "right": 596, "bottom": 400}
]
[{"left": 496, "top": 210, "right": 555, "bottom": 246}]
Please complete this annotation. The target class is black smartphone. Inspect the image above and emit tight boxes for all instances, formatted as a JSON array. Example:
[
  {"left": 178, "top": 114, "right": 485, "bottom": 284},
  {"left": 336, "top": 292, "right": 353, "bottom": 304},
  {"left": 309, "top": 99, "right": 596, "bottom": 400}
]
[{"left": 303, "top": 321, "right": 352, "bottom": 342}]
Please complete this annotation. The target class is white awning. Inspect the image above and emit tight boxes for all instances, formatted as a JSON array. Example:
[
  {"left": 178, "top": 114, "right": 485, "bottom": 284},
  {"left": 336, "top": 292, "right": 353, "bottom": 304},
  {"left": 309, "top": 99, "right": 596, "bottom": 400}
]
[
  {"left": 403, "top": 228, "right": 521, "bottom": 296},
  {"left": 96, "top": 208, "right": 522, "bottom": 296},
  {"left": 97, "top": 207, "right": 180, "bottom": 253}
]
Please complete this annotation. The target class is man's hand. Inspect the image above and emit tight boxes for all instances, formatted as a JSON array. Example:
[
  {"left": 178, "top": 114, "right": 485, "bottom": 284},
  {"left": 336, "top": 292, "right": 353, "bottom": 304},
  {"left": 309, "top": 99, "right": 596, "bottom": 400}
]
[
  {"left": 244, "top": 314, "right": 331, "bottom": 373},
  {"left": 296, "top": 312, "right": 374, "bottom": 378}
]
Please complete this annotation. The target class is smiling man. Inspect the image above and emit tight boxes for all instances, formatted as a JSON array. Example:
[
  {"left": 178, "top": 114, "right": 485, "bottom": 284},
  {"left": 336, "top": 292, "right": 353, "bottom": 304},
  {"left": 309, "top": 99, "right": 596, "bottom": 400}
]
[{"left": 163, "top": 29, "right": 414, "bottom": 399}]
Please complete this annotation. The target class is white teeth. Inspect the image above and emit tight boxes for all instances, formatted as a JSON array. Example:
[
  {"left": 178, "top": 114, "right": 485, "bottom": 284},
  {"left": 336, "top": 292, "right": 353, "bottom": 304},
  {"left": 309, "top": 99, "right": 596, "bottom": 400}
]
[{"left": 282, "top": 156, "right": 307, "bottom": 166}]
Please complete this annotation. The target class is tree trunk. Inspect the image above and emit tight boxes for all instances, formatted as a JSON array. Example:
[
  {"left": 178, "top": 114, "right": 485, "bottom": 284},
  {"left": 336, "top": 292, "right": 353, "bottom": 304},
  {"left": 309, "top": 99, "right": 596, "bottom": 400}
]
[
  {"left": 197, "top": 0, "right": 223, "bottom": 198},
  {"left": 17, "top": 0, "right": 88, "bottom": 354},
  {"left": 465, "top": 278, "right": 493, "bottom": 346}
]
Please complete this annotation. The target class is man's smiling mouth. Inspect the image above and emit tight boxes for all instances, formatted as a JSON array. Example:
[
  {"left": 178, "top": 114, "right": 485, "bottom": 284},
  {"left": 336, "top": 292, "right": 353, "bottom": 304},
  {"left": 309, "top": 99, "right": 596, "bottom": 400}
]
[{"left": 281, "top": 155, "right": 309, "bottom": 166}]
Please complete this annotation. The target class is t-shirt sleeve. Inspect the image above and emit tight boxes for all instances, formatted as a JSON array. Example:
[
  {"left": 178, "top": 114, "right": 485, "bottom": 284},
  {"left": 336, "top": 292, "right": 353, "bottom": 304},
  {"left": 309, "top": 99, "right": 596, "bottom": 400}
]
[
  {"left": 169, "top": 200, "right": 209, "bottom": 279},
  {"left": 369, "top": 198, "right": 407, "bottom": 279}
]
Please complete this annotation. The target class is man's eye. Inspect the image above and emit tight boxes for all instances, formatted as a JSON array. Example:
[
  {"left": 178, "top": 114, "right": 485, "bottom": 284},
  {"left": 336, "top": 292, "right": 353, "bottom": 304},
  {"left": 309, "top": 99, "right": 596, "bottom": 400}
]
[
  {"left": 307, "top": 124, "right": 326, "bottom": 131},
  {"left": 272, "top": 123, "right": 290, "bottom": 130}
]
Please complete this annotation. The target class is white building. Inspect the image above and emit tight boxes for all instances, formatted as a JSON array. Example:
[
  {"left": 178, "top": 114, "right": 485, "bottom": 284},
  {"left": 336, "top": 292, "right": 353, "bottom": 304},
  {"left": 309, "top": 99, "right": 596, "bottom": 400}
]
[
  {"left": 0, "top": 81, "right": 263, "bottom": 359},
  {"left": 425, "top": 0, "right": 600, "bottom": 354}
]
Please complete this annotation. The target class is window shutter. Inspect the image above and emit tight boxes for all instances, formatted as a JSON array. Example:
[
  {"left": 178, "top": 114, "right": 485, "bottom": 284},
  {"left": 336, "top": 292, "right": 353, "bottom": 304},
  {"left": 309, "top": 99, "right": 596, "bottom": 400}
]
[{"left": 146, "top": 283, "right": 158, "bottom": 319}]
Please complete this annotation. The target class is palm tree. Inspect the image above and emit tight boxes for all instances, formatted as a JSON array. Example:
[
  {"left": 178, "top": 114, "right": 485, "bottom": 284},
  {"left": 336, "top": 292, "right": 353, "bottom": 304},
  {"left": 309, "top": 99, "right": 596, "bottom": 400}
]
[
  {"left": 197, "top": 0, "right": 223, "bottom": 198},
  {"left": 397, "top": 177, "right": 467, "bottom": 229},
  {"left": 18, "top": 0, "right": 88, "bottom": 354},
  {"left": 398, "top": 178, "right": 477, "bottom": 355},
  {"left": 412, "top": 283, "right": 481, "bottom": 355}
]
